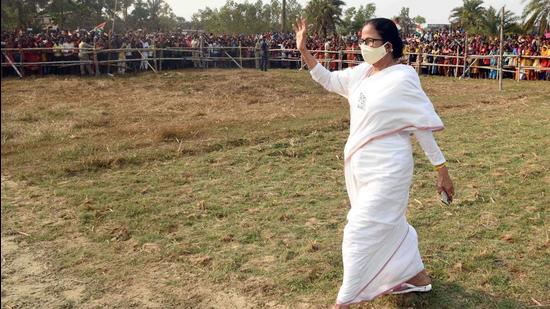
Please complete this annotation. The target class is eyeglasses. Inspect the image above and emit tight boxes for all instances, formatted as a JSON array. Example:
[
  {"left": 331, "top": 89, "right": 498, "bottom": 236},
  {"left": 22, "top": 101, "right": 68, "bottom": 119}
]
[{"left": 359, "top": 38, "right": 384, "bottom": 46}]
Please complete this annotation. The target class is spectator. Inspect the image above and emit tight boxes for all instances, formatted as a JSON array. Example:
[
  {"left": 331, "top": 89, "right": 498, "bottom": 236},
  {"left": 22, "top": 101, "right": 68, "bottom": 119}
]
[
  {"left": 78, "top": 37, "right": 93, "bottom": 75},
  {"left": 260, "top": 37, "right": 269, "bottom": 71}
]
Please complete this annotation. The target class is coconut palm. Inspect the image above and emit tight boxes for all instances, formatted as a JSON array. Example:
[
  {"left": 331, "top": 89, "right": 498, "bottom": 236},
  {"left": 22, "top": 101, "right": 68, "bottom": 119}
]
[
  {"left": 522, "top": 0, "right": 550, "bottom": 34},
  {"left": 484, "top": 6, "right": 520, "bottom": 35},
  {"left": 449, "top": 0, "right": 486, "bottom": 33},
  {"left": 305, "top": 0, "right": 346, "bottom": 38}
]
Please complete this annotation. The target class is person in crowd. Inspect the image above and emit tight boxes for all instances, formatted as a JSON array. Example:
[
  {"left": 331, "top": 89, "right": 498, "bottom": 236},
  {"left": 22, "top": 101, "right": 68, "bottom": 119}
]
[
  {"left": 78, "top": 37, "right": 93, "bottom": 75},
  {"left": 192, "top": 35, "right": 201, "bottom": 68},
  {"left": 260, "top": 36, "right": 269, "bottom": 72},
  {"left": 140, "top": 38, "right": 150, "bottom": 71},
  {"left": 540, "top": 44, "right": 549, "bottom": 80}
]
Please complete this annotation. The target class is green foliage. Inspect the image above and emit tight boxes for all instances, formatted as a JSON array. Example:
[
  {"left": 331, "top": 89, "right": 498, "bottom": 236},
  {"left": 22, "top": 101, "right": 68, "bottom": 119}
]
[
  {"left": 393, "top": 7, "right": 416, "bottom": 36},
  {"left": 450, "top": 0, "right": 487, "bottom": 34},
  {"left": 0, "top": 0, "right": 547, "bottom": 36},
  {"left": 305, "top": 0, "right": 346, "bottom": 38},
  {"left": 190, "top": 0, "right": 302, "bottom": 34},
  {"left": 0, "top": 0, "right": 179, "bottom": 32},
  {"left": 483, "top": 6, "right": 521, "bottom": 36},
  {"left": 522, "top": 0, "right": 550, "bottom": 34},
  {"left": 1, "top": 0, "right": 48, "bottom": 31},
  {"left": 414, "top": 15, "right": 426, "bottom": 24},
  {"left": 338, "top": 3, "right": 376, "bottom": 36}
]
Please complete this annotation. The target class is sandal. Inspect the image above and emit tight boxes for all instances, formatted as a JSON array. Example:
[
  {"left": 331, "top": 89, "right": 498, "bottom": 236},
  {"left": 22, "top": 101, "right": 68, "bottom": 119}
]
[{"left": 390, "top": 283, "right": 432, "bottom": 295}]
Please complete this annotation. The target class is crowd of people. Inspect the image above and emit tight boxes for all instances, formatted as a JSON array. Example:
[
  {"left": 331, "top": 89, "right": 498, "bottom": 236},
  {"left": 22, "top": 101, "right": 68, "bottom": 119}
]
[
  {"left": 404, "top": 29, "right": 550, "bottom": 80},
  {"left": 1, "top": 27, "right": 549, "bottom": 80}
]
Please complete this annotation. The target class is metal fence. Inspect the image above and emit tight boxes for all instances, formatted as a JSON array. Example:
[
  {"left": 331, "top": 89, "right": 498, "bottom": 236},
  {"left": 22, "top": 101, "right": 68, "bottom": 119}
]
[{"left": 2, "top": 46, "right": 549, "bottom": 81}]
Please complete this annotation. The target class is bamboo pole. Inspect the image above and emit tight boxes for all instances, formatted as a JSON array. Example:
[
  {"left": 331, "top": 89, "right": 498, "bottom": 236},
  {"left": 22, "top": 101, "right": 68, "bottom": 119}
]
[
  {"left": 517, "top": 55, "right": 521, "bottom": 81},
  {"left": 498, "top": 6, "right": 504, "bottom": 91},
  {"left": 93, "top": 37, "right": 99, "bottom": 77},
  {"left": 239, "top": 43, "right": 243, "bottom": 68},
  {"left": 19, "top": 47, "right": 24, "bottom": 77},
  {"left": 463, "top": 33, "right": 468, "bottom": 78},
  {"left": 416, "top": 51, "right": 421, "bottom": 74},
  {"left": 455, "top": 47, "right": 459, "bottom": 78}
]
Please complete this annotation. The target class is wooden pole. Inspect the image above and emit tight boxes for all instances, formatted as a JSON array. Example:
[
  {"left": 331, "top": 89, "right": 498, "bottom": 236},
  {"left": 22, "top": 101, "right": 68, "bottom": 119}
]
[
  {"left": 463, "top": 32, "right": 468, "bottom": 77},
  {"left": 239, "top": 42, "right": 242, "bottom": 68},
  {"left": 517, "top": 55, "right": 521, "bottom": 81},
  {"left": 154, "top": 46, "right": 158, "bottom": 71},
  {"left": 19, "top": 47, "right": 24, "bottom": 77},
  {"left": 159, "top": 48, "right": 162, "bottom": 71},
  {"left": 498, "top": 6, "right": 504, "bottom": 91},
  {"left": 3, "top": 52, "right": 23, "bottom": 78},
  {"left": 454, "top": 47, "right": 459, "bottom": 77},
  {"left": 93, "top": 37, "right": 99, "bottom": 77},
  {"left": 416, "top": 51, "right": 421, "bottom": 74}
]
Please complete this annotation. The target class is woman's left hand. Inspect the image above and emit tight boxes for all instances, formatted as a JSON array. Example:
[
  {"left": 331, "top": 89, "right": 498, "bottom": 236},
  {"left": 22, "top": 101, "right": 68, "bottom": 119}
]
[{"left": 437, "top": 166, "right": 454, "bottom": 202}]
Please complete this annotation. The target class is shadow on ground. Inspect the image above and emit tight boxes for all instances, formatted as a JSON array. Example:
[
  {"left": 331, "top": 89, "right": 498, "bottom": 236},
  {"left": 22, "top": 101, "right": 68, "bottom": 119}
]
[{"left": 374, "top": 280, "right": 530, "bottom": 309}]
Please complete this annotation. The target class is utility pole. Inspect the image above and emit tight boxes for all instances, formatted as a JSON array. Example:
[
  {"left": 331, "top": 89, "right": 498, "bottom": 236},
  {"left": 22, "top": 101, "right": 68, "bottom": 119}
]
[
  {"left": 498, "top": 6, "right": 504, "bottom": 91},
  {"left": 281, "top": 0, "right": 287, "bottom": 32}
]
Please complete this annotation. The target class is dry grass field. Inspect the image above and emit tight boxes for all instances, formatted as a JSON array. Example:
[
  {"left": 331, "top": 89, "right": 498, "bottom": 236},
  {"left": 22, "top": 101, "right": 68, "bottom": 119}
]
[{"left": 1, "top": 69, "right": 549, "bottom": 308}]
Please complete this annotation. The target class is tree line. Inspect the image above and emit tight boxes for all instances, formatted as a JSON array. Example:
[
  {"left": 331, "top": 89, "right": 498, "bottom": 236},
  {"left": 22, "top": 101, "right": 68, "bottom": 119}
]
[{"left": 1, "top": 0, "right": 548, "bottom": 36}]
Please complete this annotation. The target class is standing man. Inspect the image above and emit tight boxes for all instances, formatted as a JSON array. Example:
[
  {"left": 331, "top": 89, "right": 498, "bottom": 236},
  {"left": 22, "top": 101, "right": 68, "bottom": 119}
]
[
  {"left": 191, "top": 35, "right": 201, "bottom": 68},
  {"left": 260, "top": 36, "right": 269, "bottom": 71},
  {"left": 78, "top": 37, "right": 93, "bottom": 75},
  {"left": 255, "top": 38, "right": 261, "bottom": 69}
]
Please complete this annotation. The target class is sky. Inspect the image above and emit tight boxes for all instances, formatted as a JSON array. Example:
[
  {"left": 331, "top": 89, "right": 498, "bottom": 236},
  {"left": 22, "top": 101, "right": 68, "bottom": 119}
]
[{"left": 165, "top": 0, "right": 525, "bottom": 25}]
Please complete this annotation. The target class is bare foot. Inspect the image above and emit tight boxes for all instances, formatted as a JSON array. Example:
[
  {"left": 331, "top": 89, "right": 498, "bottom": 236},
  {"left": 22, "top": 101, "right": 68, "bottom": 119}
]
[
  {"left": 405, "top": 269, "right": 432, "bottom": 286},
  {"left": 332, "top": 305, "right": 350, "bottom": 309}
]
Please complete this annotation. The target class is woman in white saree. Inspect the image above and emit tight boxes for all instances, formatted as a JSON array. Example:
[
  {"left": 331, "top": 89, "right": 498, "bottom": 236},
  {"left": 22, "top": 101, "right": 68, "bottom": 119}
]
[{"left": 293, "top": 18, "right": 455, "bottom": 308}]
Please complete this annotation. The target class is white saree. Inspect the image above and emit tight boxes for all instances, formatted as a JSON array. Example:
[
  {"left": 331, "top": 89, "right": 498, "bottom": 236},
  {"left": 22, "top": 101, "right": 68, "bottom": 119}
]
[{"left": 309, "top": 62, "right": 445, "bottom": 305}]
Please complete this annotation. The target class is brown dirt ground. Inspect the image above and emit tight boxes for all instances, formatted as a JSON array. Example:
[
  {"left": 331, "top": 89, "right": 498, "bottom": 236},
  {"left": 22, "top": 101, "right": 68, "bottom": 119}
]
[{"left": 1, "top": 175, "right": 286, "bottom": 309}]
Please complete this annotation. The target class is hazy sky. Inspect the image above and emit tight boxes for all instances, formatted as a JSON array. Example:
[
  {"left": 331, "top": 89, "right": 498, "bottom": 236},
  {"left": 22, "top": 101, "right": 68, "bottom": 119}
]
[{"left": 165, "top": 0, "right": 525, "bottom": 25}]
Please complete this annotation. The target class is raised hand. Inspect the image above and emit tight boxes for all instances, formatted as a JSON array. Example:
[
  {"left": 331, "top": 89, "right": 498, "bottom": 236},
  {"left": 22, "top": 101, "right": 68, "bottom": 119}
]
[{"left": 293, "top": 16, "right": 308, "bottom": 52}]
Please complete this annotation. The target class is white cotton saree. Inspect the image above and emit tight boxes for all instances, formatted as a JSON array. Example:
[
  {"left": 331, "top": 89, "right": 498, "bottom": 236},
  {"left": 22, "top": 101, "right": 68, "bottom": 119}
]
[{"left": 309, "top": 62, "right": 444, "bottom": 304}]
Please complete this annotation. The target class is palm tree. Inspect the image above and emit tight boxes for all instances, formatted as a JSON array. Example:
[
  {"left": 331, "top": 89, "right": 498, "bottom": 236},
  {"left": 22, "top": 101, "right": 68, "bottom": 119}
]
[
  {"left": 522, "top": 0, "right": 550, "bottom": 34},
  {"left": 305, "top": 0, "right": 346, "bottom": 38},
  {"left": 484, "top": 6, "right": 520, "bottom": 35},
  {"left": 449, "top": 0, "right": 486, "bottom": 34}
]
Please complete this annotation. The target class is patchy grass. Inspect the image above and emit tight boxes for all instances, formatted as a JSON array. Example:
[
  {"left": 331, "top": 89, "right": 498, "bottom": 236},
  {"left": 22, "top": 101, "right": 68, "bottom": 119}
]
[{"left": 1, "top": 70, "right": 549, "bottom": 308}]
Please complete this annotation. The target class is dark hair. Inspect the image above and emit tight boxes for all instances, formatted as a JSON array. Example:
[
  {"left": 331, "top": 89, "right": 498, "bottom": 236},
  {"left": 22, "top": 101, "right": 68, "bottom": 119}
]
[{"left": 364, "top": 18, "right": 404, "bottom": 59}]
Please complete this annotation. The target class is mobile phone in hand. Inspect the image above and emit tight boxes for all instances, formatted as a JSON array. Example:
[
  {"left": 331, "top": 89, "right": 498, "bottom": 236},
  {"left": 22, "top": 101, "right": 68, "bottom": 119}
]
[{"left": 440, "top": 191, "right": 450, "bottom": 205}]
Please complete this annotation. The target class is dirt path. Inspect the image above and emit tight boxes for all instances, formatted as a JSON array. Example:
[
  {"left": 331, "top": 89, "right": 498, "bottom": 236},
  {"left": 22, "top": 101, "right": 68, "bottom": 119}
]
[
  {"left": 1, "top": 234, "right": 87, "bottom": 308},
  {"left": 1, "top": 175, "right": 271, "bottom": 308}
]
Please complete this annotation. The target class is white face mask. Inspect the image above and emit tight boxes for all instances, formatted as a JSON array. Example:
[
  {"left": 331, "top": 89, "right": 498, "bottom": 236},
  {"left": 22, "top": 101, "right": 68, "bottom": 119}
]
[{"left": 359, "top": 42, "right": 389, "bottom": 65}]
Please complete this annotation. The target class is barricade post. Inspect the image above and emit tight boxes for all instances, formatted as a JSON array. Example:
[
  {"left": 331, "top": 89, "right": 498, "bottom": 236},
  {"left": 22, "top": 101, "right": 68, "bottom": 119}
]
[
  {"left": 19, "top": 47, "right": 24, "bottom": 77},
  {"left": 93, "top": 47, "right": 99, "bottom": 77}
]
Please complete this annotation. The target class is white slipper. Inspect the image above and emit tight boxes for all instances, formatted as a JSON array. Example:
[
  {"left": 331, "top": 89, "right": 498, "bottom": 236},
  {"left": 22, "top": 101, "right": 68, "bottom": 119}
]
[{"left": 390, "top": 283, "right": 432, "bottom": 295}]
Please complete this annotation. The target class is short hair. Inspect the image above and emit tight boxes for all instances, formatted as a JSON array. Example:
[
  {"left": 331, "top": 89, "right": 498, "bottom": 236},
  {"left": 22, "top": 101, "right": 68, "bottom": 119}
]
[{"left": 364, "top": 18, "right": 404, "bottom": 59}]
